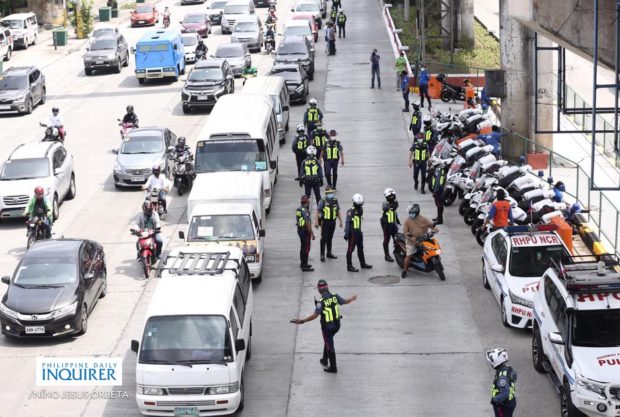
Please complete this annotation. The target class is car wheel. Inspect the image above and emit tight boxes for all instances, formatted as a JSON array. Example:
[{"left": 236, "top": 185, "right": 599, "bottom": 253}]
[
  {"left": 40, "top": 87, "right": 47, "bottom": 105},
  {"left": 52, "top": 194, "right": 59, "bottom": 221},
  {"left": 66, "top": 174, "right": 77, "bottom": 200},
  {"left": 85, "top": 68, "right": 93, "bottom": 76},
  {"left": 532, "top": 325, "right": 546, "bottom": 373},
  {"left": 182, "top": 104, "right": 191, "bottom": 114},
  {"left": 23, "top": 38, "right": 28, "bottom": 49},
  {"left": 500, "top": 297, "right": 509, "bottom": 327},
  {"left": 482, "top": 261, "right": 490, "bottom": 289},
  {"left": 24, "top": 97, "right": 33, "bottom": 114},
  {"left": 78, "top": 304, "right": 88, "bottom": 335},
  {"left": 561, "top": 381, "right": 586, "bottom": 417},
  {"left": 123, "top": 52, "right": 130, "bottom": 67},
  {"left": 237, "top": 376, "right": 245, "bottom": 411},
  {"left": 32, "top": 34, "right": 37, "bottom": 45},
  {"left": 138, "top": 78, "right": 145, "bottom": 84},
  {"left": 285, "top": 120, "right": 289, "bottom": 132},
  {"left": 114, "top": 59, "right": 122, "bottom": 73},
  {"left": 99, "top": 271, "right": 108, "bottom": 298},
  {"left": 4, "top": 47, "right": 11, "bottom": 61}
]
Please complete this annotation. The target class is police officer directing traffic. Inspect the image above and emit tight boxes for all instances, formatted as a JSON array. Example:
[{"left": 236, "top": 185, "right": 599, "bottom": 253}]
[
  {"left": 320, "top": 129, "right": 344, "bottom": 190},
  {"left": 290, "top": 279, "right": 357, "bottom": 373},
  {"left": 381, "top": 188, "right": 400, "bottom": 262},
  {"left": 486, "top": 348, "right": 517, "bottom": 417},
  {"left": 304, "top": 98, "right": 324, "bottom": 137},
  {"left": 292, "top": 124, "right": 309, "bottom": 180},
  {"left": 296, "top": 195, "right": 315, "bottom": 272},
  {"left": 344, "top": 193, "right": 373, "bottom": 272},
  {"left": 315, "top": 186, "right": 342, "bottom": 262},
  {"left": 299, "top": 146, "right": 324, "bottom": 204}
]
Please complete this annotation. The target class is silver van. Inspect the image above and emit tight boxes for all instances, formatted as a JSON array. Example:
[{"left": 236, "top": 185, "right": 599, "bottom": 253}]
[
  {"left": 241, "top": 76, "right": 290, "bottom": 144},
  {"left": 221, "top": 0, "right": 255, "bottom": 34},
  {"left": 1, "top": 12, "right": 38, "bottom": 49}
]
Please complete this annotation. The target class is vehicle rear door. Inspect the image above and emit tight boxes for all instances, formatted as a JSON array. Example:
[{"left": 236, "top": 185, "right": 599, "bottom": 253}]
[
  {"left": 79, "top": 242, "right": 98, "bottom": 309},
  {"left": 489, "top": 234, "right": 507, "bottom": 302},
  {"left": 52, "top": 146, "right": 70, "bottom": 197},
  {"left": 29, "top": 69, "right": 43, "bottom": 102}
]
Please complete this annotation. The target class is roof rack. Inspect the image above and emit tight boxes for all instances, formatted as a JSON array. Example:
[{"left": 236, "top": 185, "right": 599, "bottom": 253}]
[
  {"left": 156, "top": 251, "right": 240, "bottom": 278},
  {"left": 550, "top": 256, "right": 620, "bottom": 294}
]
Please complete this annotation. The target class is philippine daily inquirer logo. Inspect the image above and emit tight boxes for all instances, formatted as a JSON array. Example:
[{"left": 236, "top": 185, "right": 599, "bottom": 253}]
[{"left": 36, "top": 357, "right": 123, "bottom": 386}]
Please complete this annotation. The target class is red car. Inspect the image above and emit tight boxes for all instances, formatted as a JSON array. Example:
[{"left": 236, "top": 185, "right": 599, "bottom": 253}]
[
  {"left": 130, "top": 4, "right": 159, "bottom": 27},
  {"left": 180, "top": 13, "right": 211, "bottom": 38},
  {"left": 291, "top": 13, "right": 318, "bottom": 42}
]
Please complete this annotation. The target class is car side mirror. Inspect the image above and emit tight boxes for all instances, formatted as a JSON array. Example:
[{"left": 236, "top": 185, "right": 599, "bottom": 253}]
[
  {"left": 235, "top": 338, "right": 246, "bottom": 352},
  {"left": 84, "top": 271, "right": 95, "bottom": 279},
  {"left": 112, "top": 148, "right": 119, "bottom": 154},
  {"left": 283, "top": 106, "right": 289, "bottom": 111},
  {"left": 549, "top": 332, "right": 563, "bottom": 345},
  {"left": 173, "top": 44, "right": 178, "bottom": 50},
  {"left": 86, "top": 46, "right": 90, "bottom": 51},
  {"left": 226, "top": 74, "right": 233, "bottom": 80},
  {"left": 130, "top": 46, "right": 135, "bottom": 53},
  {"left": 290, "top": 8, "right": 294, "bottom": 11},
  {"left": 259, "top": 229, "right": 265, "bottom": 237},
  {"left": 131, "top": 339, "right": 139, "bottom": 353},
  {"left": 178, "top": 231, "right": 186, "bottom": 240},
  {"left": 179, "top": 21, "right": 183, "bottom": 24},
  {"left": 53, "top": 168, "right": 61, "bottom": 176},
  {"left": 491, "top": 264, "right": 503, "bottom": 273},
  {"left": 1, "top": 276, "right": 10, "bottom": 285}
]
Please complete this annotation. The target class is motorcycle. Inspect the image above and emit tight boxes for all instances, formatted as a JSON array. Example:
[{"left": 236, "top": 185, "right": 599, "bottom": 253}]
[
  {"left": 26, "top": 212, "right": 50, "bottom": 248},
  {"left": 169, "top": 153, "right": 194, "bottom": 196},
  {"left": 118, "top": 119, "right": 137, "bottom": 139},
  {"left": 131, "top": 228, "right": 158, "bottom": 278},
  {"left": 163, "top": 14, "right": 170, "bottom": 28},
  {"left": 394, "top": 231, "right": 445, "bottom": 281},
  {"left": 264, "top": 30, "right": 276, "bottom": 55},
  {"left": 195, "top": 48, "right": 207, "bottom": 60},
  {"left": 40, "top": 122, "right": 65, "bottom": 143},
  {"left": 436, "top": 73, "right": 466, "bottom": 103},
  {"left": 145, "top": 187, "right": 166, "bottom": 220}
]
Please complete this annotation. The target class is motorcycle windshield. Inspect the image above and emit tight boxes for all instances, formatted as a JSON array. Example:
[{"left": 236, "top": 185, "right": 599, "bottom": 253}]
[
  {"left": 480, "top": 189, "right": 495, "bottom": 204},
  {"left": 448, "top": 156, "right": 465, "bottom": 176}
]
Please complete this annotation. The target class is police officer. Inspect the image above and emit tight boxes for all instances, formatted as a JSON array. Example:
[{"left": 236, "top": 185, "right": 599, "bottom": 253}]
[
  {"left": 421, "top": 114, "right": 437, "bottom": 152},
  {"left": 290, "top": 280, "right": 357, "bottom": 373},
  {"left": 381, "top": 188, "right": 400, "bottom": 262},
  {"left": 344, "top": 193, "right": 373, "bottom": 272},
  {"left": 337, "top": 10, "right": 346, "bottom": 38},
  {"left": 320, "top": 129, "right": 344, "bottom": 190},
  {"left": 296, "top": 195, "right": 315, "bottom": 272},
  {"left": 315, "top": 186, "right": 342, "bottom": 262},
  {"left": 300, "top": 146, "right": 324, "bottom": 204},
  {"left": 431, "top": 162, "right": 446, "bottom": 225},
  {"left": 304, "top": 98, "right": 324, "bottom": 137},
  {"left": 408, "top": 133, "right": 429, "bottom": 194},
  {"left": 311, "top": 121, "right": 329, "bottom": 149},
  {"left": 409, "top": 101, "right": 422, "bottom": 136},
  {"left": 486, "top": 348, "right": 517, "bottom": 417},
  {"left": 292, "top": 124, "right": 309, "bottom": 180},
  {"left": 330, "top": 7, "right": 337, "bottom": 23}
]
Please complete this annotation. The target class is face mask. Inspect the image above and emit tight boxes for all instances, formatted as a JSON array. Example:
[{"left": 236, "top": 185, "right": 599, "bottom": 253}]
[
  {"left": 409, "top": 213, "right": 417, "bottom": 219},
  {"left": 326, "top": 193, "right": 334, "bottom": 199}
]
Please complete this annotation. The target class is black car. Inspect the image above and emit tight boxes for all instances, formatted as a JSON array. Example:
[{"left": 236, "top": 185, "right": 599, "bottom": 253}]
[
  {"left": 0, "top": 239, "right": 107, "bottom": 338},
  {"left": 83, "top": 33, "right": 130, "bottom": 75},
  {"left": 181, "top": 58, "right": 234, "bottom": 113},
  {"left": 0, "top": 66, "right": 46, "bottom": 114},
  {"left": 271, "top": 62, "right": 309, "bottom": 104},
  {"left": 274, "top": 35, "right": 315, "bottom": 80}
]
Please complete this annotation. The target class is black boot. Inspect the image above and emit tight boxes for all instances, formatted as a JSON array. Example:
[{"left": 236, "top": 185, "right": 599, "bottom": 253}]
[
  {"left": 324, "top": 351, "right": 337, "bottom": 373},
  {"left": 301, "top": 264, "right": 314, "bottom": 271},
  {"left": 320, "top": 346, "right": 328, "bottom": 366},
  {"left": 327, "top": 240, "right": 337, "bottom": 259},
  {"left": 332, "top": 174, "right": 338, "bottom": 190},
  {"left": 383, "top": 244, "right": 394, "bottom": 262},
  {"left": 320, "top": 239, "right": 326, "bottom": 262},
  {"left": 325, "top": 174, "right": 332, "bottom": 187},
  {"left": 414, "top": 182, "right": 418, "bottom": 190},
  {"left": 359, "top": 250, "right": 373, "bottom": 269},
  {"left": 421, "top": 185, "right": 426, "bottom": 194},
  {"left": 433, "top": 207, "right": 444, "bottom": 225}
]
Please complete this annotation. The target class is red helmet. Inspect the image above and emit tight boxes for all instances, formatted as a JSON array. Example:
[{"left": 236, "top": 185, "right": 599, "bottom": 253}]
[
  {"left": 300, "top": 195, "right": 310, "bottom": 204},
  {"left": 34, "top": 186, "right": 45, "bottom": 197}
]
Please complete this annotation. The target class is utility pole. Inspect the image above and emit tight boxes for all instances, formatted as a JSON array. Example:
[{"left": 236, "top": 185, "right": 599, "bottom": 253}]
[
  {"left": 404, "top": 0, "right": 409, "bottom": 22},
  {"left": 419, "top": 0, "right": 425, "bottom": 62},
  {"left": 75, "top": 0, "right": 84, "bottom": 39}
]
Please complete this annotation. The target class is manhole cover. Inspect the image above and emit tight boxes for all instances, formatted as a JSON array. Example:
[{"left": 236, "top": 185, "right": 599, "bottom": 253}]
[{"left": 368, "top": 275, "right": 400, "bottom": 285}]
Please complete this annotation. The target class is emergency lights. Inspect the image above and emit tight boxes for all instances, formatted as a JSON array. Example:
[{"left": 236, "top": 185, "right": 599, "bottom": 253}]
[{"left": 504, "top": 224, "right": 558, "bottom": 234}]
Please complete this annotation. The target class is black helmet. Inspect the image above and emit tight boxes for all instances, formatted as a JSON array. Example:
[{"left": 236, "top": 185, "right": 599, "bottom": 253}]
[
  {"left": 52, "top": 106, "right": 59, "bottom": 113},
  {"left": 142, "top": 202, "right": 153, "bottom": 216},
  {"left": 152, "top": 164, "right": 161, "bottom": 175},
  {"left": 177, "top": 136, "right": 186, "bottom": 146},
  {"left": 198, "top": 38, "right": 204, "bottom": 44},
  {"left": 127, "top": 105, "right": 134, "bottom": 113}
]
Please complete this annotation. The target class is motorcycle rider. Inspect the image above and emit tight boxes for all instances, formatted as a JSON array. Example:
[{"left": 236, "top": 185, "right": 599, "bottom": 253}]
[
  {"left": 48, "top": 106, "right": 66, "bottom": 140},
  {"left": 477, "top": 125, "right": 502, "bottom": 157},
  {"left": 121, "top": 105, "right": 139, "bottom": 127},
  {"left": 304, "top": 98, "right": 324, "bottom": 137},
  {"left": 23, "top": 186, "right": 53, "bottom": 239},
  {"left": 299, "top": 146, "right": 323, "bottom": 204},
  {"left": 242, "top": 61, "right": 257, "bottom": 78},
  {"left": 266, "top": 9, "right": 277, "bottom": 25},
  {"left": 483, "top": 188, "right": 513, "bottom": 231},
  {"left": 292, "top": 124, "right": 309, "bottom": 179},
  {"left": 162, "top": 6, "right": 171, "bottom": 26},
  {"left": 195, "top": 38, "right": 208, "bottom": 59},
  {"left": 131, "top": 202, "right": 163, "bottom": 259},
  {"left": 173, "top": 136, "right": 194, "bottom": 176},
  {"left": 142, "top": 165, "right": 170, "bottom": 214},
  {"left": 264, "top": 23, "right": 276, "bottom": 51},
  {"left": 381, "top": 188, "right": 400, "bottom": 262},
  {"left": 401, "top": 204, "right": 438, "bottom": 278},
  {"left": 552, "top": 181, "right": 565, "bottom": 203}
]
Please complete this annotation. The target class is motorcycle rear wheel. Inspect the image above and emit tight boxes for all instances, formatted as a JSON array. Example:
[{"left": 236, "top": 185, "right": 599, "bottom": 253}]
[
  {"left": 471, "top": 218, "right": 483, "bottom": 235},
  {"left": 142, "top": 255, "right": 151, "bottom": 278},
  {"left": 458, "top": 198, "right": 469, "bottom": 215},
  {"left": 463, "top": 209, "right": 476, "bottom": 225},
  {"left": 440, "top": 90, "right": 451, "bottom": 103},
  {"left": 443, "top": 189, "right": 456, "bottom": 206},
  {"left": 475, "top": 228, "right": 486, "bottom": 247}
]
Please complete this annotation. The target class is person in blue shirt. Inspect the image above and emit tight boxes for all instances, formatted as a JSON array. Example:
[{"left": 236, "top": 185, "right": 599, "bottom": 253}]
[
  {"left": 370, "top": 49, "right": 381, "bottom": 89},
  {"left": 400, "top": 70, "right": 410, "bottom": 112},
  {"left": 480, "top": 87, "right": 492, "bottom": 113},
  {"left": 552, "top": 181, "right": 565, "bottom": 203},
  {"left": 418, "top": 65, "right": 431, "bottom": 109},
  {"left": 290, "top": 279, "right": 357, "bottom": 373},
  {"left": 486, "top": 348, "right": 517, "bottom": 417},
  {"left": 477, "top": 125, "right": 502, "bottom": 157}
]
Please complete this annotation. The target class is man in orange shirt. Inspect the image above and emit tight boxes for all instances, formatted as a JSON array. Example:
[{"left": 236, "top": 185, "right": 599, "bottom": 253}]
[
  {"left": 483, "top": 189, "right": 513, "bottom": 230},
  {"left": 464, "top": 79, "right": 476, "bottom": 109}
]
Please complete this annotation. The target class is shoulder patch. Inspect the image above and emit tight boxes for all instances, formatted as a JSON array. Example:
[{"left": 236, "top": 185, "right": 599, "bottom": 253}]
[
  {"left": 316, "top": 302, "right": 322, "bottom": 309},
  {"left": 498, "top": 378, "right": 508, "bottom": 387}
]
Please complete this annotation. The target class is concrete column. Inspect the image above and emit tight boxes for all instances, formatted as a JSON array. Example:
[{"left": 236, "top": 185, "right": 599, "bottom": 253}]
[
  {"left": 441, "top": 0, "right": 452, "bottom": 50},
  {"left": 458, "top": 0, "right": 475, "bottom": 49},
  {"left": 534, "top": 36, "right": 554, "bottom": 150},
  {"left": 499, "top": 0, "right": 532, "bottom": 160}
]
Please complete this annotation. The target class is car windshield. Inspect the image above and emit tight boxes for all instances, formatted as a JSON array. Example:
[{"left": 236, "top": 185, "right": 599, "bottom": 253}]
[
  {"left": 196, "top": 139, "right": 267, "bottom": 172},
  {"left": 135, "top": 6, "right": 153, "bottom": 13},
  {"left": 572, "top": 309, "right": 620, "bottom": 347},
  {"left": 183, "top": 14, "right": 205, "bottom": 23},
  {"left": 92, "top": 28, "right": 115, "bottom": 37},
  {"left": 285, "top": 26, "right": 310, "bottom": 36},
  {"left": 509, "top": 245, "right": 564, "bottom": 277},
  {"left": 234, "top": 22, "right": 257, "bottom": 32},
  {"left": 121, "top": 136, "right": 163, "bottom": 154},
  {"left": 90, "top": 39, "right": 116, "bottom": 50},
  {"left": 182, "top": 36, "right": 198, "bottom": 47},
  {"left": 0, "top": 75, "right": 28, "bottom": 90},
  {"left": 188, "top": 214, "right": 255, "bottom": 241},
  {"left": 1, "top": 19, "right": 23, "bottom": 29},
  {"left": 189, "top": 67, "right": 223, "bottom": 81},
  {"left": 0, "top": 158, "right": 49, "bottom": 180},
  {"left": 296, "top": 3, "right": 318, "bottom": 11},
  {"left": 215, "top": 45, "right": 242, "bottom": 58},
  {"left": 14, "top": 256, "right": 77, "bottom": 286},
  {"left": 278, "top": 42, "right": 307, "bottom": 55},
  {"left": 139, "top": 315, "right": 233, "bottom": 364},
  {"left": 272, "top": 68, "right": 301, "bottom": 81},
  {"left": 211, "top": 1, "right": 227, "bottom": 8},
  {"left": 224, "top": 4, "right": 248, "bottom": 14}
]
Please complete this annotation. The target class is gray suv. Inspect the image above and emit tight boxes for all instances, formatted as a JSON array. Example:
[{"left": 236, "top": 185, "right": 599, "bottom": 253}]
[
  {"left": 181, "top": 59, "right": 234, "bottom": 113},
  {"left": 0, "top": 66, "right": 46, "bottom": 114},
  {"left": 275, "top": 36, "right": 315, "bottom": 80},
  {"left": 83, "top": 34, "right": 130, "bottom": 75}
]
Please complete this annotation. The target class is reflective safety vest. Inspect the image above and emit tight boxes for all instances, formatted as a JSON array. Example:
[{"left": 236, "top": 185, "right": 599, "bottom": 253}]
[
  {"left": 307, "top": 108, "right": 320, "bottom": 122},
  {"left": 321, "top": 199, "right": 338, "bottom": 221},
  {"left": 432, "top": 170, "right": 445, "bottom": 189},
  {"left": 295, "top": 135, "right": 308, "bottom": 152},
  {"left": 303, "top": 159, "right": 320, "bottom": 177},
  {"left": 490, "top": 367, "right": 516, "bottom": 402},
  {"left": 313, "top": 131, "right": 327, "bottom": 148},
  {"left": 331, "top": 10, "right": 337, "bottom": 19},
  {"left": 325, "top": 141, "right": 340, "bottom": 160},
  {"left": 338, "top": 14, "right": 346, "bottom": 23},
  {"left": 351, "top": 210, "right": 361, "bottom": 230},
  {"left": 491, "top": 200, "right": 511, "bottom": 227},
  {"left": 410, "top": 113, "right": 419, "bottom": 126},
  {"left": 384, "top": 205, "right": 396, "bottom": 224},
  {"left": 424, "top": 129, "right": 433, "bottom": 143},
  {"left": 413, "top": 141, "right": 428, "bottom": 162},
  {"left": 320, "top": 294, "right": 341, "bottom": 325},
  {"left": 296, "top": 208, "right": 307, "bottom": 228}
]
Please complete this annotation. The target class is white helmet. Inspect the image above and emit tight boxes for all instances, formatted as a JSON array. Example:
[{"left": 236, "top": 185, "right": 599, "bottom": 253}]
[
  {"left": 383, "top": 187, "right": 396, "bottom": 198},
  {"left": 485, "top": 348, "right": 508, "bottom": 368},
  {"left": 296, "top": 123, "right": 305, "bottom": 133},
  {"left": 352, "top": 193, "right": 364, "bottom": 205},
  {"left": 309, "top": 98, "right": 318, "bottom": 106},
  {"left": 441, "top": 111, "right": 452, "bottom": 121},
  {"left": 306, "top": 146, "right": 317, "bottom": 156},
  {"left": 411, "top": 100, "right": 420, "bottom": 108},
  {"left": 422, "top": 114, "right": 432, "bottom": 123}
]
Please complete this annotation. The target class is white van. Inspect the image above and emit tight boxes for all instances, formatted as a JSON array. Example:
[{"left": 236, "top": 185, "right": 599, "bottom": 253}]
[
  {"left": 1, "top": 12, "right": 38, "bottom": 49},
  {"left": 131, "top": 246, "right": 253, "bottom": 417},
  {"left": 241, "top": 76, "right": 290, "bottom": 144},
  {"left": 184, "top": 172, "right": 266, "bottom": 280},
  {"left": 221, "top": 0, "right": 255, "bottom": 34},
  {"left": 195, "top": 94, "right": 278, "bottom": 211}
]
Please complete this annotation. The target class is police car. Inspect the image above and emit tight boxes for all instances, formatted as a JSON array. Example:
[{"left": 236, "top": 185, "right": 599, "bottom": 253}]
[
  {"left": 532, "top": 258, "right": 620, "bottom": 417},
  {"left": 482, "top": 225, "right": 569, "bottom": 329}
]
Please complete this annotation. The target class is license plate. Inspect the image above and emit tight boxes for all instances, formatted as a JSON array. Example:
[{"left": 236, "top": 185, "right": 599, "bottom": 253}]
[
  {"left": 95, "top": 60, "right": 104, "bottom": 64},
  {"left": 0, "top": 105, "right": 11, "bottom": 110},
  {"left": 25, "top": 326, "right": 45, "bottom": 334},
  {"left": 174, "top": 407, "right": 198, "bottom": 416},
  {"left": 139, "top": 20, "right": 145, "bottom": 24},
  {"left": 131, "top": 176, "right": 144, "bottom": 182},
  {"left": 197, "top": 96, "right": 209, "bottom": 100}
]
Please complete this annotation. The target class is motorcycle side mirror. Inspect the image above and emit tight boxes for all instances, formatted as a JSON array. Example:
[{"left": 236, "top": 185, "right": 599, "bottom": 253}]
[
  {"left": 112, "top": 148, "right": 119, "bottom": 154},
  {"left": 178, "top": 231, "right": 186, "bottom": 240},
  {"left": 491, "top": 264, "right": 503, "bottom": 273},
  {"left": 269, "top": 160, "right": 277, "bottom": 169},
  {"left": 1, "top": 276, "right": 10, "bottom": 285},
  {"left": 167, "top": 146, "right": 175, "bottom": 152},
  {"left": 259, "top": 229, "right": 266, "bottom": 237},
  {"left": 549, "top": 332, "right": 563, "bottom": 345}
]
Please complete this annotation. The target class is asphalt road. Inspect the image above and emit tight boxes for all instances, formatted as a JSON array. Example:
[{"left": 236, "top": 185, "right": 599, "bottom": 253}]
[{"left": 0, "top": 0, "right": 561, "bottom": 415}]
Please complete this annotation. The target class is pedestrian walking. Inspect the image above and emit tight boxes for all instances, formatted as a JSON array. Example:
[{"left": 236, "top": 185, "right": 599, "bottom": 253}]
[
  {"left": 311, "top": 121, "right": 329, "bottom": 149},
  {"left": 418, "top": 64, "right": 431, "bottom": 109},
  {"left": 370, "top": 49, "right": 381, "bottom": 89},
  {"left": 330, "top": 8, "right": 337, "bottom": 23},
  {"left": 296, "top": 195, "right": 315, "bottom": 272},
  {"left": 400, "top": 71, "right": 410, "bottom": 112},
  {"left": 304, "top": 98, "right": 323, "bottom": 137},
  {"left": 464, "top": 79, "right": 476, "bottom": 109},
  {"left": 395, "top": 50, "right": 407, "bottom": 91},
  {"left": 431, "top": 163, "right": 447, "bottom": 225},
  {"left": 421, "top": 114, "right": 438, "bottom": 153},
  {"left": 408, "top": 133, "right": 429, "bottom": 194},
  {"left": 344, "top": 193, "right": 372, "bottom": 272},
  {"left": 327, "top": 22, "right": 336, "bottom": 55},
  {"left": 315, "top": 186, "right": 342, "bottom": 261},
  {"left": 337, "top": 10, "right": 346, "bottom": 38},
  {"left": 486, "top": 348, "right": 517, "bottom": 417},
  {"left": 290, "top": 279, "right": 357, "bottom": 373},
  {"left": 299, "top": 146, "right": 324, "bottom": 204},
  {"left": 380, "top": 188, "right": 400, "bottom": 262},
  {"left": 409, "top": 101, "right": 422, "bottom": 136},
  {"left": 319, "top": 130, "right": 344, "bottom": 190},
  {"left": 332, "top": 0, "right": 341, "bottom": 9},
  {"left": 292, "top": 124, "right": 309, "bottom": 179}
]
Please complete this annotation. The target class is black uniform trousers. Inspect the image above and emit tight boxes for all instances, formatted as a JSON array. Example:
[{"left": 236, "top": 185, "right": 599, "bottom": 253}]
[
  {"left": 433, "top": 188, "right": 444, "bottom": 220},
  {"left": 324, "top": 160, "right": 339, "bottom": 189},
  {"left": 298, "top": 228, "right": 311, "bottom": 267},
  {"left": 320, "top": 220, "right": 336, "bottom": 257},
  {"left": 493, "top": 399, "right": 516, "bottom": 417},
  {"left": 304, "top": 180, "right": 322, "bottom": 204},
  {"left": 337, "top": 23, "right": 345, "bottom": 38},
  {"left": 346, "top": 231, "right": 367, "bottom": 266},
  {"left": 382, "top": 223, "right": 398, "bottom": 254},
  {"left": 322, "top": 321, "right": 341, "bottom": 353},
  {"left": 295, "top": 153, "right": 305, "bottom": 177},
  {"left": 413, "top": 161, "right": 427, "bottom": 190}
]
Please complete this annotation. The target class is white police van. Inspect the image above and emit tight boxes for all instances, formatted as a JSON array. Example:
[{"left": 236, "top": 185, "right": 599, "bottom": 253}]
[
  {"left": 482, "top": 224, "right": 569, "bottom": 329},
  {"left": 532, "top": 257, "right": 620, "bottom": 417}
]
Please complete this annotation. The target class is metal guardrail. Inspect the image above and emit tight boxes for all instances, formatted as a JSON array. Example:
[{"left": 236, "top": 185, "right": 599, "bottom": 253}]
[{"left": 382, "top": 3, "right": 413, "bottom": 75}]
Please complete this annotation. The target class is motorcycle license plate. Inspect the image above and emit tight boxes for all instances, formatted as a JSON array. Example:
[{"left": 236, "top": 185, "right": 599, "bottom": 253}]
[
  {"left": 25, "top": 326, "right": 45, "bottom": 334},
  {"left": 131, "top": 177, "right": 144, "bottom": 182}
]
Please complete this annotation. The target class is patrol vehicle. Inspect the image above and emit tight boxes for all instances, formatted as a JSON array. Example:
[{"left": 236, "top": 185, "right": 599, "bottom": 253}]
[
  {"left": 531, "top": 257, "right": 620, "bottom": 417},
  {"left": 482, "top": 225, "right": 569, "bottom": 329}
]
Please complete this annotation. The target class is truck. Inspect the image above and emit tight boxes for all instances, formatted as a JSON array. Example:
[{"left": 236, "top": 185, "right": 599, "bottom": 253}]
[
  {"left": 183, "top": 171, "right": 266, "bottom": 281},
  {"left": 132, "top": 29, "right": 186, "bottom": 84}
]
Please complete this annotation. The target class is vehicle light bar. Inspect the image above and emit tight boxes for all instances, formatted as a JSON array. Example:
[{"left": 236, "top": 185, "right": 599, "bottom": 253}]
[
  {"left": 505, "top": 224, "right": 558, "bottom": 235},
  {"left": 550, "top": 257, "right": 620, "bottom": 293}
]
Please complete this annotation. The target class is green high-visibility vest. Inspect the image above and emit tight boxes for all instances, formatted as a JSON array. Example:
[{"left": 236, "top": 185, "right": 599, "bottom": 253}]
[
  {"left": 304, "top": 159, "right": 319, "bottom": 177},
  {"left": 490, "top": 369, "right": 516, "bottom": 401},
  {"left": 307, "top": 108, "right": 319, "bottom": 122},
  {"left": 296, "top": 208, "right": 306, "bottom": 228},
  {"left": 320, "top": 295, "right": 341, "bottom": 324},
  {"left": 325, "top": 142, "right": 339, "bottom": 160},
  {"left": 322, "top": 200, "right": 338, "bottom": 220}
]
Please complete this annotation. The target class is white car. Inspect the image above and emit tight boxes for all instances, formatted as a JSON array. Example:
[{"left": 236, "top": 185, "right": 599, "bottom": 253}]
[
  {"left": 0, "top": 141, "right": 76, "bottom": 220},
  {"left": 482, "top": 225, "right": 568, "bottom": 329},
  {"left": 532, "top": 258, "right": 620, "bottom": 417},
  {"left": 181, "top": 32, "right": 201, "bottom": 63},
  {"left": 291, "top": 1, "right": 321, "bottom": 22}
]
